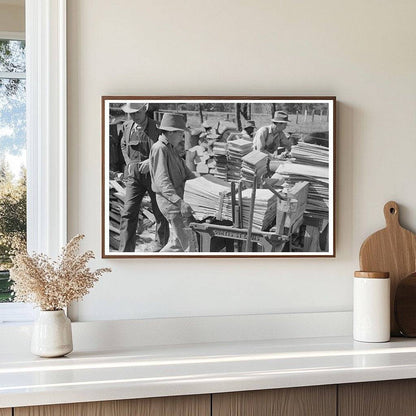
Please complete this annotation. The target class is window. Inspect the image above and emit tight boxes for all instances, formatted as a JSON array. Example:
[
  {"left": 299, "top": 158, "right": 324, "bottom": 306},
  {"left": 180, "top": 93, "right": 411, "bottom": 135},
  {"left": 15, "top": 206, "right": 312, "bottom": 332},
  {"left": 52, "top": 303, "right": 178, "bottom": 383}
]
[
  {"left": 0, "top": 1, "right": 67, "bottom": 323},
  {"left": 0, "top": 35, "right": 26, "bottom": 308},
  {"left": 0, "top": 0, "right": 67, "bottom": 324}
]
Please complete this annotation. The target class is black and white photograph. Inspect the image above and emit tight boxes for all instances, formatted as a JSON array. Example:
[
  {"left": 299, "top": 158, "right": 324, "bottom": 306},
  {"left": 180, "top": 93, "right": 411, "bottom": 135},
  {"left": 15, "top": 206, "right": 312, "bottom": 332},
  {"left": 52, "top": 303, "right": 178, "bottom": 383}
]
[{"left": 102, "top": 97, "right": 335, "bottom": 257}]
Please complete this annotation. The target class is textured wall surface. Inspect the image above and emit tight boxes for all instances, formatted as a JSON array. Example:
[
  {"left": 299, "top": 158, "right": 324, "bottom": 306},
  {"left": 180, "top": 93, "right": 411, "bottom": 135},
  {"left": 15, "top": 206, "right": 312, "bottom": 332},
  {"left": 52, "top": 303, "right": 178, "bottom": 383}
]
[{"left": 67, "top": 0, "right": 416, "bottom": 321}]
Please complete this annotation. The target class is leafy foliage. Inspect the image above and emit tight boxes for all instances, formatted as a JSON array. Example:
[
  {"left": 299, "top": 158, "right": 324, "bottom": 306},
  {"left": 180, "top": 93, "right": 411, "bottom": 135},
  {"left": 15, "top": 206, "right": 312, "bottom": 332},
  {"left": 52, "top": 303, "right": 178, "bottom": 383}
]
[
  {"left": 0, "top": 39, "right": 27, "bottom": 302},
  {"left": 0, "top": 40, "right": 26, "bottom": 155},
  {"left": 0, "top": 160, "right": 26, "bottom": 271},
  {"left": 0, "top": 39, "right": 25, "bottom": 73}
]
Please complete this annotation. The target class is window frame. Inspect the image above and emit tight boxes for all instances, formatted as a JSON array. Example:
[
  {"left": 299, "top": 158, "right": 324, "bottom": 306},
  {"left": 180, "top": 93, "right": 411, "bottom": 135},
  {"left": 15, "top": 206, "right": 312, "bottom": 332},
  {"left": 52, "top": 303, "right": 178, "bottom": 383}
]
[{"left": 0, "top": 0, "right": 67, "bottom": 323}]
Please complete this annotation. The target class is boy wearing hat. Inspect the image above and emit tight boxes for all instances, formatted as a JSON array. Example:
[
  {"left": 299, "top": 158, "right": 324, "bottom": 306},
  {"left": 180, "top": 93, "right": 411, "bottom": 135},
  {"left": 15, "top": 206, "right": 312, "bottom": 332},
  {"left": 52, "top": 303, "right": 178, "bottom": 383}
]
[
  {"left": 149, "top": 113, "right": 196, "bottom": 252},
  {"left": 119, "top": 102, "right": 169, "bottom": 252},
  {"left": 253, "top": 111, "right": 292, "bottom": 156},
  {"left": 241, "top": 120, "right": 256, "bottom": 140}
]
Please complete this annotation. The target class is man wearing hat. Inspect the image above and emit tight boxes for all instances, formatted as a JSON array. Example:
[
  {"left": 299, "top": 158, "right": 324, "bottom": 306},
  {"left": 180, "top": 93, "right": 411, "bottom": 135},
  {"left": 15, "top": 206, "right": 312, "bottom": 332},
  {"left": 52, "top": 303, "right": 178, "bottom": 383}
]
[
  {"left": 253, "top": 111, "right": 292, "bottom": 156},
  {"left": 119, "top": 102, "right": 169, "bottom": 252},
  {"left": 149, "top": 113, "right": 196, "bottom": 252},
  {"left": 241, "top": 120, "right": 256, "bottom": 140},
  {"left": 202, "top": 120, "right": 212, "bottom": 134}
]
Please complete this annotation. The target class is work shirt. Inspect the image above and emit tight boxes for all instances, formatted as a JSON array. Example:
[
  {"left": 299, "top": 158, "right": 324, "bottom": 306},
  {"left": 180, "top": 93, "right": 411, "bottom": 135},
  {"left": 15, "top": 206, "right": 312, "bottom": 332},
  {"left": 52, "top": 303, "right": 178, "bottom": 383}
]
[
  {"left": 120, "top": 117, "right": 159, "bottom": 177},
  {"left": 253, "top": 126, "right": 290, "bottom": 155},
  {"left": 109, "top": 123, "right": 124, "bottom": 173},
  {"left": 149, "top": 135, "right": 195, "bottom": 217}
]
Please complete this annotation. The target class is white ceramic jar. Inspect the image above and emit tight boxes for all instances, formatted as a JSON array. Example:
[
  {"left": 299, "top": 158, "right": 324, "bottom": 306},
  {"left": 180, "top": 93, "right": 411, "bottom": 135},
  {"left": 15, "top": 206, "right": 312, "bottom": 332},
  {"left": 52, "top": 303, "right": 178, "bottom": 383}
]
[
  {"left": 31, "top": 310, "right": 73, "bottom": 357},
  {"left": 353, "top": 271, "right": 390, "bottom": 343}
]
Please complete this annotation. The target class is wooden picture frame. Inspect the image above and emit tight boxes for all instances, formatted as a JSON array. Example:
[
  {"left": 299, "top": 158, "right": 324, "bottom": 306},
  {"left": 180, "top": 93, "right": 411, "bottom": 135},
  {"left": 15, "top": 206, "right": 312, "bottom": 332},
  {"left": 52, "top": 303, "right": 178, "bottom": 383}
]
[{"left": 102, "top": 96, "right": 336, "bottom": 258}]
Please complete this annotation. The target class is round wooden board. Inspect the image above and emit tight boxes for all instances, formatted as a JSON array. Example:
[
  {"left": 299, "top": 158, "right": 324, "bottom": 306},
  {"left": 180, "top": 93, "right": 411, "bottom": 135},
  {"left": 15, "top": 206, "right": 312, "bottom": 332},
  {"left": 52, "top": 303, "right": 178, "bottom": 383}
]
[
  {"left": 359, "top": 201, "right": 416, "bottom": 336},
  {"left": 395, "top": 273, "right": 416, "bottom": 337}
]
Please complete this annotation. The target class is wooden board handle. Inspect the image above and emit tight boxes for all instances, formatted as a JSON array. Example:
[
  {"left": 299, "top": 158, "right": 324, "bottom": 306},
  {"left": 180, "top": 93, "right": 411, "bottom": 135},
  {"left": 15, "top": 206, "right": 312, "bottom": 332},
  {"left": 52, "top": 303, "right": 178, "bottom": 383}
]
[{"left": 384, "top": 201, "right": 400, "bottom": 228}]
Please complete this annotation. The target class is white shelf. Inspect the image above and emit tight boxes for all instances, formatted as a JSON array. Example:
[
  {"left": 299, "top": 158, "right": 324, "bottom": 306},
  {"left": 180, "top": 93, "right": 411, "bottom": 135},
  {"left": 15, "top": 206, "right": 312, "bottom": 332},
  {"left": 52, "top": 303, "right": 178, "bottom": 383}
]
[{"left": 2, "top": 335, "right": 416, "bottom": 408}]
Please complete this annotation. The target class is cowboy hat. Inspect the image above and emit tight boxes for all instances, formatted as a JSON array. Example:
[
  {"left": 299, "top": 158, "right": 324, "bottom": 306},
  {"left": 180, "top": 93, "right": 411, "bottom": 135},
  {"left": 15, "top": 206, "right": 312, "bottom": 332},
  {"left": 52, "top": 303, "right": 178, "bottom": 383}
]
[
  {"left": 121, "top": 102, "right": 149, "bottom": 113},
  {"left": 272, "top": 111, "right": 289, "bottom": 123},
  {"left": 159, "top": 113, "right": 187, "bottom": 131}
]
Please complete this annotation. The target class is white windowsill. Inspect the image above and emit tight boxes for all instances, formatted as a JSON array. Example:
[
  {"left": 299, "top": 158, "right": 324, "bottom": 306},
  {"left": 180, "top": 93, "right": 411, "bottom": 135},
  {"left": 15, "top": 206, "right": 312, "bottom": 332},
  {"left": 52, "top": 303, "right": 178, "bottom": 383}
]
[{"left": 0, "top": 303, "right": 35, "bottom": 324}]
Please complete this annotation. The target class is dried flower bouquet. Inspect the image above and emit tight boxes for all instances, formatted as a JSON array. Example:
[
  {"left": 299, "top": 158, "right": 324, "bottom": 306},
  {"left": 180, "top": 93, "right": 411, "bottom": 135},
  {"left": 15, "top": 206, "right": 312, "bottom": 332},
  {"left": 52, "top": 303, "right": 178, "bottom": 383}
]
[{"left": 10, "top": 234, "right": 111, "bottom": 311}]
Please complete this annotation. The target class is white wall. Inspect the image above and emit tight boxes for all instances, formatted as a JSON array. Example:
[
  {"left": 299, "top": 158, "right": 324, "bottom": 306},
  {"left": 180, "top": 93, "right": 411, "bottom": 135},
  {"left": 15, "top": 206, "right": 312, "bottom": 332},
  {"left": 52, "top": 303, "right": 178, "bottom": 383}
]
[
  {"left": 0, "top": 3, "right": 24, "bottom": 33},
  {"left": 67, "top": 0, "right": 416, "bottom": 322}
]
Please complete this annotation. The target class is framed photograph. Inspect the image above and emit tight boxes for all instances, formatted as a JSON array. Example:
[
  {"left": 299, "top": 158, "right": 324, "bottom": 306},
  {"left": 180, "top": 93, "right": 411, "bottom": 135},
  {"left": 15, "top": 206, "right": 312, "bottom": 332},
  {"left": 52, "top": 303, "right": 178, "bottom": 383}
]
[{"left": 102, "top": 96, "right": 336, "bottom": 258}]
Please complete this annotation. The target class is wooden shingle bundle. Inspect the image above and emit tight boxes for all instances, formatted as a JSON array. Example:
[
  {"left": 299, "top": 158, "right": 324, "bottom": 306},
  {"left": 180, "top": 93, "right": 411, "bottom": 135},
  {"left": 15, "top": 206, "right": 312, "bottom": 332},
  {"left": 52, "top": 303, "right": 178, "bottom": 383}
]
[
  {"left": 277, "top": 160, "right": 329, "bottom": 219},
  {"left": 183, "top": 175, "right": 231, "bottom": 221},
  {"left": 213, "top": 142, "right": 228, "bottom": 181},
  {"left": 238, "top": 189, "right": 277, "bottom": 231},
  {"left": 291, "top": 142, "right": 329, "bottom": 166},
  {"left": 241, "top": 150, "right": 268, "bottom": 186},
  {"left": 227, "top": 139, "right": 253, "bottom": 182},
  {"left": 276, "top": 141, "right": 329, "bottom": 220},
  {"left": 184, "top": 175, "right": 277, "bottom": 231}
]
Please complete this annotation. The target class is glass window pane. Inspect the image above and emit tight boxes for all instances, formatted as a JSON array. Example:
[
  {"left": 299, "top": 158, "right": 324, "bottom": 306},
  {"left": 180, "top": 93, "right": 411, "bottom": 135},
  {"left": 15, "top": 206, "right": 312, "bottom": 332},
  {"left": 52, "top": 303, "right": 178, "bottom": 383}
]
[
  {"left": 0, "top": 39, "right": 26, "bottom": 73},
  {"left": 0, "top": 78, "right": 26, "bottom": 152},
  {"left": 0, "top": 76, "right": 26, "bottom": 303}
]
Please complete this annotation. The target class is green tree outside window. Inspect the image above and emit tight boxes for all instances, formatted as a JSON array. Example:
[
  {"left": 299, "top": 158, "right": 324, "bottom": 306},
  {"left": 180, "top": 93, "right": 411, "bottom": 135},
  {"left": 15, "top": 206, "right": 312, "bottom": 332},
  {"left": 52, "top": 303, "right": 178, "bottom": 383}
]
[{"left": 0, "top": 38, "right": 27, "bottom": 302}]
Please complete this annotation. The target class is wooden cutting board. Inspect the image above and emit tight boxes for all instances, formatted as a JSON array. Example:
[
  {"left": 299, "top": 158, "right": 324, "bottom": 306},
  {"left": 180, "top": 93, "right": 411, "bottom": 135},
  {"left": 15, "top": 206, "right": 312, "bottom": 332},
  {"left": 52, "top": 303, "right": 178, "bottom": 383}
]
[
  {"left": 395, "top": 273, "right": 416, "bottom": 337},
  {"left": 359, "top": 201, "right": 416, "bottom": 336}
]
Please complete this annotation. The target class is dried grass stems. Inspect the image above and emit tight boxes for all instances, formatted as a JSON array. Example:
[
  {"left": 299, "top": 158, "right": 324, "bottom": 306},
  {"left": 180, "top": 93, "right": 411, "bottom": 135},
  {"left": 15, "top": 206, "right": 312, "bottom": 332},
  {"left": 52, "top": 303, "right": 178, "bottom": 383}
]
[{"left": 10, "top": 234, "right": 111, "bottom": 311}]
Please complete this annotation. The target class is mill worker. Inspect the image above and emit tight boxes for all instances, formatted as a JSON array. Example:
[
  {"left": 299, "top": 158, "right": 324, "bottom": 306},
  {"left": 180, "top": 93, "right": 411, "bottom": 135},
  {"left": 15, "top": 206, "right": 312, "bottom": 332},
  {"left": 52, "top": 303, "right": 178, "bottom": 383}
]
[
  {"left": 253, "top": 111, "right": 292, "bottom": 157},
  {"left": 202, "top": 120, "right": 212, "bottom": 135},
  {"left": 149, "top": 113, "right": 196, "bottom": 252},
  {"left": 241, "top": 120, "right": 256, "bottom": 140},
  {"left": 119, "top": 102, "right": 169, "bottom": 252}
]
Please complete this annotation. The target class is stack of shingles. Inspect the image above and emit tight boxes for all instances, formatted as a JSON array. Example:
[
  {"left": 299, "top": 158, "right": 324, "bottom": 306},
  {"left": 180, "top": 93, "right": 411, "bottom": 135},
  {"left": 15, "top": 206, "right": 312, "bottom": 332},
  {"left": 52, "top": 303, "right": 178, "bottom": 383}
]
[
  {"left": 184, "top": 175, "right": 277, "bottom": 231},
  {"left": 277, "top": 142, "right": 329, "bottom": 219},
  {"left": 241, "top": 150, "right": 268, "bottom": 186},
  {"left": 212, "top": 142, "right": 228, "bottom": 181},
  {"left": 184, "top": 174, "right": 231, "bottom": 221},
  {"left": 227, "top": 139, "right": 253, "bottom": 182},
  {"left": 239, "top": 189, "right": 277, "bottom": 231},
  {"left": 109, "top": 180, "right": 125, "bottom": 250},
  {"left": 290, "top": 142, "right": 329, "bottom": 166}
]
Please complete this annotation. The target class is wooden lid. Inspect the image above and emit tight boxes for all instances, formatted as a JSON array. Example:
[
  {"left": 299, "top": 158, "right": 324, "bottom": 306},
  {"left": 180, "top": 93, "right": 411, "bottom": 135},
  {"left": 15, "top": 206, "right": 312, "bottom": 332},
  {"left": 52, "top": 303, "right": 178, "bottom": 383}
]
[{"left": 354, "top": 271, "right": 390, "bottom": 279}]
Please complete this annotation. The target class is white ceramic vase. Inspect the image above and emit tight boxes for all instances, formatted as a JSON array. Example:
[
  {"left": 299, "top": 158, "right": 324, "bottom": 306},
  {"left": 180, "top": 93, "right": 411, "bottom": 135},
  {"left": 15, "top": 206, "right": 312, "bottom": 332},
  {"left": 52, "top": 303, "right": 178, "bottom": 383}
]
[{"left": 31, "top": 310, "right": 73, "bottom": 358}]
